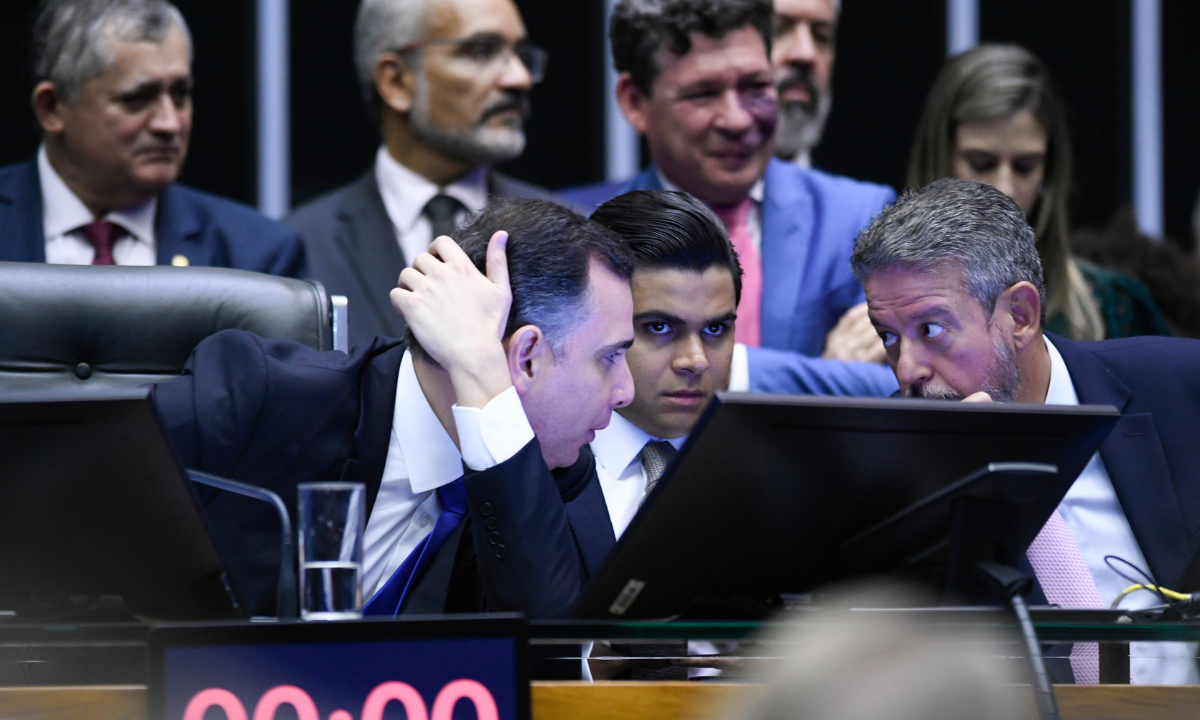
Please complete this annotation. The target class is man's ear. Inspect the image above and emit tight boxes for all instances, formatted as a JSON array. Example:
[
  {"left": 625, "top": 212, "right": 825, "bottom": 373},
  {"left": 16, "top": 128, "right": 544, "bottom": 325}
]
[
  {"left": 1004, "top": 281, "right": 1042, "bottom": 351},
  {"left": 615, "top": 73, "right": 650, "bottom": 135},
  {"left": 506, "top": 324, "right": 549, "bottom": 396},
  {"left": 375, "top": 52, "right": 418, "bottom": 114},
  {"left": 32, "top": 81, "right": 66, "bottom": 135}
]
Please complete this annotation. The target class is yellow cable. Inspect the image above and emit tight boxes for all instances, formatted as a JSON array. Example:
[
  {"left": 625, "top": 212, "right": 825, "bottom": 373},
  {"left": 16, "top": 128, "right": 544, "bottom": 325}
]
[{"left": 1110, "top": 583, "right": 1191, "bottom": 609}]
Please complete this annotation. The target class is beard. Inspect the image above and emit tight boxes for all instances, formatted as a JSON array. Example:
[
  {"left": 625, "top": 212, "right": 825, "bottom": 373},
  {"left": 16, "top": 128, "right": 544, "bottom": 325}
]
[
  {"left": 409, "top": 73, "right": 529, "bottom": 166},
  {"left": 774, "top": 63, "right": 832, "bottom": 161},
  {"left": 909, "top": 328, "right": 1022, "bottom": 402}
]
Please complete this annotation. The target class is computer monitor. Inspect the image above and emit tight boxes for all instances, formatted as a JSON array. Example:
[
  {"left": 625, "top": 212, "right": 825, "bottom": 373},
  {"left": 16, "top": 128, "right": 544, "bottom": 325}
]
[
  {"left": 0, "top": 389, "right": 241, "bottom": 621},
  {"left": 574, "top": 393, "right": 1120, "bottom": 619}
]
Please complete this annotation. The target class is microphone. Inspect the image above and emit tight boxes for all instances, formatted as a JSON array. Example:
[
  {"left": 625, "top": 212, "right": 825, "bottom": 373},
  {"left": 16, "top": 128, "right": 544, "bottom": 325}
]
[{"left": 187, "top": 469, "right": 298, "bottom": 620}]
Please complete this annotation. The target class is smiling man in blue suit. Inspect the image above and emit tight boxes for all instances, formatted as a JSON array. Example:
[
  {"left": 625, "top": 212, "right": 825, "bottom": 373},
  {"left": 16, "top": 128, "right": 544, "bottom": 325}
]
[
  {"left": 561, "top": 0, "right": 896, "bottom": 397},
  {"left": 0, "top": 0, "right": 305, "bottom": 276},
  {"left": 857, "top": 178, "right": 1200, "bottom": 685}
]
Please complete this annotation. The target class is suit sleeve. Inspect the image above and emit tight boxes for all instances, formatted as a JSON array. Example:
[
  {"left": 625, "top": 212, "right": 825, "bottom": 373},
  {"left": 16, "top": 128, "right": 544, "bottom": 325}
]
[
  {"left": 149, "top": 329, "right": 270, "bottom": 477},
  {"left": 461, "top": 439, "right": 586, "bottom": 618},
  {"left": 746, "top": 346, "right": 900, "bottom": 397}
]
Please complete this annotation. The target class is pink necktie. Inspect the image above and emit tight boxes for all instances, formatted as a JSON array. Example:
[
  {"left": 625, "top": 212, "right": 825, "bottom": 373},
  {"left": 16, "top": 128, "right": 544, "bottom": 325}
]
[
  {"left": 712, "top": 198, "right": 762, "bottom": 347},
  {"left": 77, "top": 221, "right": 126, "bottom": 266},
  {"left": 1026, "top": 510, "right": 1102, "bottom": 683}
]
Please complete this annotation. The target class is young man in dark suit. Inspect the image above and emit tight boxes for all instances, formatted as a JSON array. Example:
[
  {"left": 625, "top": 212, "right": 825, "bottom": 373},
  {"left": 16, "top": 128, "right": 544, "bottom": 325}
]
[
  {"left": 855, "top": 178, "right": 1200, "bottom": 685},
  {"left": 152, "top": 198, "right": 633, "bottom": 620},
  {"left": 0, "top": 0, "right": 305, "bottom": 276},
  {"left": 286, "top": 0, "right": 569, "bottom": 350}
]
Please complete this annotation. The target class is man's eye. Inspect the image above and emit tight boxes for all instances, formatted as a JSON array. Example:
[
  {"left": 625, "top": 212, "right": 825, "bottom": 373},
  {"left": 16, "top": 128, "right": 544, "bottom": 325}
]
[
  {"left": 967, "top": 157, "right": 998, "bottom": 174},
  {"left": 1012, "top": 157, "right": 1043, "bottom": 176},
  {"left": 605, "top": 349, "right": 627, "bottom": 364},
  {"left": 703, "top": 324, "right": 727, "bottom": 337},
  {"left": 118, "top": 92, "right": 157, "bottom": 112},
  {"left": 923, "top": 323, "right": 946, "bottom": 339},
  {"left": 880, "top": 332, "right": 898, "bottom": 347},
  {"left": 645, "top": 322, "right": 671, "bottom": 335},
  {"left": 459, "top": 36, "right": 505, "bottom": 61}
]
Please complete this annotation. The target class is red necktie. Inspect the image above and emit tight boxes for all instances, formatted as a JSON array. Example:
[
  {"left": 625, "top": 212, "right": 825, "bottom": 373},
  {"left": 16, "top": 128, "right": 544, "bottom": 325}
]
[
  {"left": 77, "top": 221, "right": 126, "bottom": 265},
  {"left": 712, "top": 198, "right": 762, "bottom": 347}
]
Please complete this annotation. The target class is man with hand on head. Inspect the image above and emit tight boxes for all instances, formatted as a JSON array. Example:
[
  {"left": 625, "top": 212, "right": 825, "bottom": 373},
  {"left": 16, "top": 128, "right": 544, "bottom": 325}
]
[
  {"left": 562, "top": 0, "right": 896, "bottom": 398},
  {"left": 855, "top": 178, "right": 1200, "bottom": 684},
  {"left": 0, "top": 0, "right": 305, "bottom": 275},
  {"left": 152, "top": 198, "right": 633, "bottom": 619},
  {"left": 287, "top": 0, "right": 566, "bottom": 349}
]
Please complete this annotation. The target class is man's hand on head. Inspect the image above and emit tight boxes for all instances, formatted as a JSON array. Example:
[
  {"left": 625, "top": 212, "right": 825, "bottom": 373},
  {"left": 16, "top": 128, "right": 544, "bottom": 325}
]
[
  {"left": 823, "top": 302, "right": 887, "bottom": 364},
  {"left": 391, "top": 231, "right": 515, "bottom": 408}
]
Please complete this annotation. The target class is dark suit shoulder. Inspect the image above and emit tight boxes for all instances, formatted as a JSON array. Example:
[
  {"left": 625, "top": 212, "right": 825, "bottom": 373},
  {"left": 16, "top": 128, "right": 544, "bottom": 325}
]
[
  {"left": 284, "top": 171, "right": 377, "bottom": 232},
  {"left": 0, "top": 158, "right": 38, "bottom": 196},
  {"left": 169, "top": 184, "right": 293, "bottom": 236},
  {"left": 1073, "top": 335, "right": 1200, "bottom": 381}
]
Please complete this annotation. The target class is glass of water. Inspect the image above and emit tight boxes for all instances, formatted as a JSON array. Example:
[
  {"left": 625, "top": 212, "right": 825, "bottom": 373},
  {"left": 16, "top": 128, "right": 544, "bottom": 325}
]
[{"left": 297, "top": 482, "right": 365, "bottom": 620}]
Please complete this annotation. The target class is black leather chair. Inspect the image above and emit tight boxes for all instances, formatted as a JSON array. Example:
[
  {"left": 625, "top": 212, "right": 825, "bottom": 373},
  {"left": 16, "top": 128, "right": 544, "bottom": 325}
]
[{"left": 0, "top": 262, "right": 348, "bottom": 394}]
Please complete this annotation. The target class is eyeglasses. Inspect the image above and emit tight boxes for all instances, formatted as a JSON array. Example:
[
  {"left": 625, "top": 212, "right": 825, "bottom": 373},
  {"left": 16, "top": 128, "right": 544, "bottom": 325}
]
[{"left": 395, "top": 34, "right": 548, "bottom": 84}]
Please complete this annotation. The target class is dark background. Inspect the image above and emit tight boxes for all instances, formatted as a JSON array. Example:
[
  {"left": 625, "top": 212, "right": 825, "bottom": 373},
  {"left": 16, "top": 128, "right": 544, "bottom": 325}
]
[{"left": 2, "top": 0, "right": 1197, "bottom": 249}]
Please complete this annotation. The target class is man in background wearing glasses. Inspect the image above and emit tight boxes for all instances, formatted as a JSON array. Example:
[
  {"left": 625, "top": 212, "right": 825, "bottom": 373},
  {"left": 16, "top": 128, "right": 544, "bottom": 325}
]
[{"left": 286, "top": 0, "right": 564, "bottom": 350}]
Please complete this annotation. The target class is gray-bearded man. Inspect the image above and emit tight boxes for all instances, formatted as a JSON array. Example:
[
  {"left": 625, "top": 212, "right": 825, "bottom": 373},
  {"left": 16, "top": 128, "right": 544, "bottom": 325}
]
[{"left": 286, "top": 0, "right": 566, "bottom": 349}]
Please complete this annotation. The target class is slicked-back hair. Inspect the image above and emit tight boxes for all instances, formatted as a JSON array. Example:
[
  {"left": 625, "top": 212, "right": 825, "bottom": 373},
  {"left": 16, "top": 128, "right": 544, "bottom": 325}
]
[
  {"left": 30, "top": 0, "right": 192, "bottom": 105},
  {"left": 404, "top": 197, "right": 635, "bottom": 365},
  {"left": 591, "top": 190, "right": 743, "bottom": 304},
  {"left": 611, "top": 0, "right": 773, "bottom": 96},
  {"left": 852, "top": 178, "right": 1046, "bottom": 324}
]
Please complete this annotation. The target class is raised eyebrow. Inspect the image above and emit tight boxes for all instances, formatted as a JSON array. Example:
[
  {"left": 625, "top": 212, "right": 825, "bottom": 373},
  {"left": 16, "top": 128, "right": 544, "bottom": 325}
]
[
  {"left": 703, "top": 312, "right": 738, "bottom": 326},
  {"left": 634, "top": 311, "right": 687, "bottom": 326}
]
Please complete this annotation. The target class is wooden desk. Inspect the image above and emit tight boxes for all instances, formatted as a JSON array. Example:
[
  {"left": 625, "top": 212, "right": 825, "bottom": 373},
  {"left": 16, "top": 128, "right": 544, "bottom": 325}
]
[{"left": 2, "top": 682, "right": 1199, "bottom": 720}]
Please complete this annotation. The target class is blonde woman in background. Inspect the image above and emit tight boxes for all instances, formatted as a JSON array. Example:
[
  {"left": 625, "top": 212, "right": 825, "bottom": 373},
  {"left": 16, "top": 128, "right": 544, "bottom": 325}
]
[{"left": 909, "top": 44, "right": 1169, "bottom": 340}]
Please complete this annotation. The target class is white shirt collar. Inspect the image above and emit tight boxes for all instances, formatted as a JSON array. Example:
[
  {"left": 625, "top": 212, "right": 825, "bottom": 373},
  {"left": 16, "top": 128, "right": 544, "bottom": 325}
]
[
  {"left": 590, "top": 411, "right": 686, "bottom": 479},
  {"left": 655, "top": 167, "right": 765, "bottom": 204},
  {"left": 374, "top": 146, "right": 489, "bottom": 236},
  {"left": 392, "top": 349, "right": 464, "bottom": 493},
  {"left": 38, "top": 144, "right": 157, "bottom": 245},
  {"left": 1042, "top": 335, "right": 1079, "bottom": 406}
]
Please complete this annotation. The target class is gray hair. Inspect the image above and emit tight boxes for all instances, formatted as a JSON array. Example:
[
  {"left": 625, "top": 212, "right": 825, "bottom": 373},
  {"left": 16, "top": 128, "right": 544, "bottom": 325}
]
[
  {"left": 31, "top": 0, "right": 192, "bottom": 105},
  {"left": 354, "top": 0, "right": 430, "bottom": 104},
  {"left": 852, "top": 178, "right": 1047, "bottom": 322}
]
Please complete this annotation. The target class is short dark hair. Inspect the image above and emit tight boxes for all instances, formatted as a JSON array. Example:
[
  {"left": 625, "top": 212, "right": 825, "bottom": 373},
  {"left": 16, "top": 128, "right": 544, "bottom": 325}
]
[
  {"left": 404, "top": 197, "right": 635, "bottom": 364},
  {"left": 610, "top": 0, "right": 773, "bottom": 95},
  {"left": 852, "top": 178, "right": 1047, "bottom": 324},
  {"left": 590, "top": 190, "right": 742, "bottom": 304}
]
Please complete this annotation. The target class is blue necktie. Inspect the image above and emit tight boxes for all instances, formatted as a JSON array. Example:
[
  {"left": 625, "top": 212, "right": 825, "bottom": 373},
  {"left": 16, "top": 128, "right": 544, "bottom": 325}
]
[{"left": 362, "top": 479, "right": 467, "bottom": 617}]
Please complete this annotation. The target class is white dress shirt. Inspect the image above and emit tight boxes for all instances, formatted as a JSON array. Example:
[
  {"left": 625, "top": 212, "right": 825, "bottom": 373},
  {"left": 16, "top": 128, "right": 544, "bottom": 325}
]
[
  {"left": 39, "top": 145, "right": 157, "bottom": 266},
  {"left": 1044, "top": 336, "right": 1198, "bottom": 684},
  {"left": 590, "top": 412, "right": 686, "bottom": 539},
  {"left": 374, "top": 146, "right": 488, "bottom": 266},
  {"left": 361, "top": 349, "right": 535, "bottom": 599}
]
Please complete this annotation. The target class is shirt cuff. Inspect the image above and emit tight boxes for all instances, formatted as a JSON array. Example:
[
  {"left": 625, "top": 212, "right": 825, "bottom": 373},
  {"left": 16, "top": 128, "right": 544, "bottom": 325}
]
[
  {"left": 728, "top": 343, "right": 750, "bottom": 392},
  {"left": 452, "top": 386, "right": 536, "bottom": 471}
]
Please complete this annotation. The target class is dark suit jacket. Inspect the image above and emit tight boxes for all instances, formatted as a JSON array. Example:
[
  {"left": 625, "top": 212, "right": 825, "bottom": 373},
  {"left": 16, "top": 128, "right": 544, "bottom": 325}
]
[
  {"left": 1025, "top": 333, "right": 1200, "bottom": 682},
  {"left": 284, "top": 168, "right": 568, "bottom": 351},
  {"left": 149, "top": 329, "right": 614, "bottom": 618},
  {"left": 0, "top": 158, "right": 306, "bottom": 277}
]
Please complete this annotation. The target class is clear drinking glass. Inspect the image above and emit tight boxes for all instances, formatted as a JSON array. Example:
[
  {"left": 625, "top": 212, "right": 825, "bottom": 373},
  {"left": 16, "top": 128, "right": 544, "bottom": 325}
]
[{"left": 297, "top": 482, "right": 365, "bottom": 620}]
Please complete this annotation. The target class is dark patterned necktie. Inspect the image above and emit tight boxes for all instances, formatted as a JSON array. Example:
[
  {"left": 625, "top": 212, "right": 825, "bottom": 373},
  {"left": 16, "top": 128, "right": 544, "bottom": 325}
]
[
  {"left": 615, "top": 439, "right": 687, "bottom": 680},
  {"left": 423, "top": 194, "right": 465, "bottom": 240},
  {"left": 77, "top": 220, "right": 126, "bottom": 265},
  {"left": 639, "top": 440, "right": 677, "bottom": 506}
]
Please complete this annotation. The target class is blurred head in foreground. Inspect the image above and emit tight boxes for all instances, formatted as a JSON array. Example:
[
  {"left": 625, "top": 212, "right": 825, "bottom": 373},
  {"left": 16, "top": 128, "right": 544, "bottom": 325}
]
[{"left": 723, "top": 582, "right": 1029, "bottom": 720}]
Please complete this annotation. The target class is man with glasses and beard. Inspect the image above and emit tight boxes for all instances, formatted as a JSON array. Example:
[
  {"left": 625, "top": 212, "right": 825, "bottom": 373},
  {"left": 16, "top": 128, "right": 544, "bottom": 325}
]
[
  {"left": 286, "top": 0, "right": 566, "bottom": 349},
  {"left": 772, "top": 0, "right": 837, "bottom": 169},
  {"left": 857, "top": 178, "right": 1200, "bottom": 685}
]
